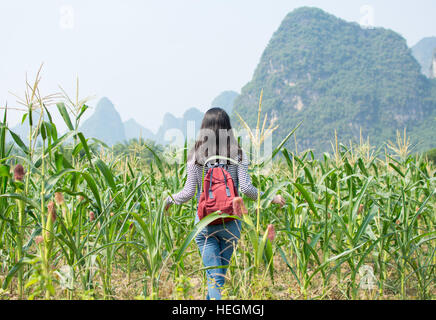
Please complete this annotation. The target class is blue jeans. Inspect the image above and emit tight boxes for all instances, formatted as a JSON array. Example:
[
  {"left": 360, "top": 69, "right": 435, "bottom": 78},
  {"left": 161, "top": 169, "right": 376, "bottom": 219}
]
[{"left": 194, "top": 215, "right": 242, "bottom": 300}]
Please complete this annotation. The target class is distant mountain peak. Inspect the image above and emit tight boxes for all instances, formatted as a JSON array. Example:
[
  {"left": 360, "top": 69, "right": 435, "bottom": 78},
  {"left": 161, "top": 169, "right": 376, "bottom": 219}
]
[
  {"left": 412, "top": 37, "right": 436, "bottom": 77},
  {"left": 430, "top": 48, "right": 436, "bottom": 79},
  {"left": 211, "top": 91, "right": 239, "bottom": 115},
  {"left": 94, "top": 97, "right": 118, "bottom": 114},
  {"left": 285, "top": 6, "right": 334, "bottom": 20},
  {"left": 123, "top": 118, "right": 155, "bottom": 141},
  {"left": 79, "top": 97, "right": 126, "bottom": 146},
  {"left": 233, "top": 7, "right": 436, "bottom": 154},
  {"left": 183, "top": 107, "right": 204, "bottom": 120}
]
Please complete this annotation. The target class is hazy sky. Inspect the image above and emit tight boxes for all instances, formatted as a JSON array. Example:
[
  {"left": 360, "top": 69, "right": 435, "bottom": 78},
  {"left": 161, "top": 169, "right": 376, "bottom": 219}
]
[{"left": 1, "top": 0, "right": 436, "bottom": 132}]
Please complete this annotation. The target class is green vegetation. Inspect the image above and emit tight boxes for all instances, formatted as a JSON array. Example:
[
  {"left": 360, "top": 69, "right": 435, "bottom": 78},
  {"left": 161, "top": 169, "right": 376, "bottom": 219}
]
[
  {"left": 424, "top": 148, "right": 436, "bottom": 164},
  {"left": 233, "top": 7, "right": 436, "bottom": 156},
  {"left": 0, "top": 78, "right": 434, "bottom": 300},
  {"left": 112, "top": 138, "right": 163, "bottom": 165}
]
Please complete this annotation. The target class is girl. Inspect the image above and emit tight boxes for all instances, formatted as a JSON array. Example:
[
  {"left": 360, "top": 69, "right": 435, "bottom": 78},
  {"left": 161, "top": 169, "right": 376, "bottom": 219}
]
[{"left": 165, "top": 107, "right": 285, "bottom": 300}]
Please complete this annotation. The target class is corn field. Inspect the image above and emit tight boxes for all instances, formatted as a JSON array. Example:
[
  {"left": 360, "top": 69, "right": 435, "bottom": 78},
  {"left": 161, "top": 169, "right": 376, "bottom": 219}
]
[{"left": 0, "top": 81, "right": 435, "bottom": 300}]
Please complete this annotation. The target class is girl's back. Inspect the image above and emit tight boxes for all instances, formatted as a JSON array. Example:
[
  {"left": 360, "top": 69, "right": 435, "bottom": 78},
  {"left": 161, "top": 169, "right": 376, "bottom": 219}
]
[{"left": 165, "top": 150, "right": 261, "bottom": 206}]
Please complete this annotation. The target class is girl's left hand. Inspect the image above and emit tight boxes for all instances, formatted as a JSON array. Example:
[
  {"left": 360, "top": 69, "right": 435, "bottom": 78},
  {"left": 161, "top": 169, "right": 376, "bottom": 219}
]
[{"left": 272, "top": 195, "right": 285, "bottom": 208}]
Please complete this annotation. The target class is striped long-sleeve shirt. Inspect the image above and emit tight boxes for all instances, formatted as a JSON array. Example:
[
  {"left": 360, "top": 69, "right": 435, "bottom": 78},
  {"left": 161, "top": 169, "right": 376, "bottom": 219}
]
[{"left": 165, "top": 151, "right": 263, "bottom": 205}]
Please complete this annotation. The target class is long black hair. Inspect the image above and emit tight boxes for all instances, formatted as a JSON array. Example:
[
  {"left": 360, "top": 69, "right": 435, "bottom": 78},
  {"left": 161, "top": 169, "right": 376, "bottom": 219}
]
[{"left": 189, "top": 108, "right": 242, "bottom": 165}]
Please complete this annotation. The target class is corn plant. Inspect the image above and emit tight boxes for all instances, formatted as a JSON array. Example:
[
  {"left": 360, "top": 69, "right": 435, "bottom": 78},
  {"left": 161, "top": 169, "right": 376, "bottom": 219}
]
[{"left": 0, "top": 73, "right": 434, "bottom": 300}]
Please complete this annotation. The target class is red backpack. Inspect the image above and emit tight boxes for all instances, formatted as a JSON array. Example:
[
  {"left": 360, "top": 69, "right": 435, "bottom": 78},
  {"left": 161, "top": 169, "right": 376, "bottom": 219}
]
[{"left": 197, "top": 163, "right": 238, "bottom": 225}]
